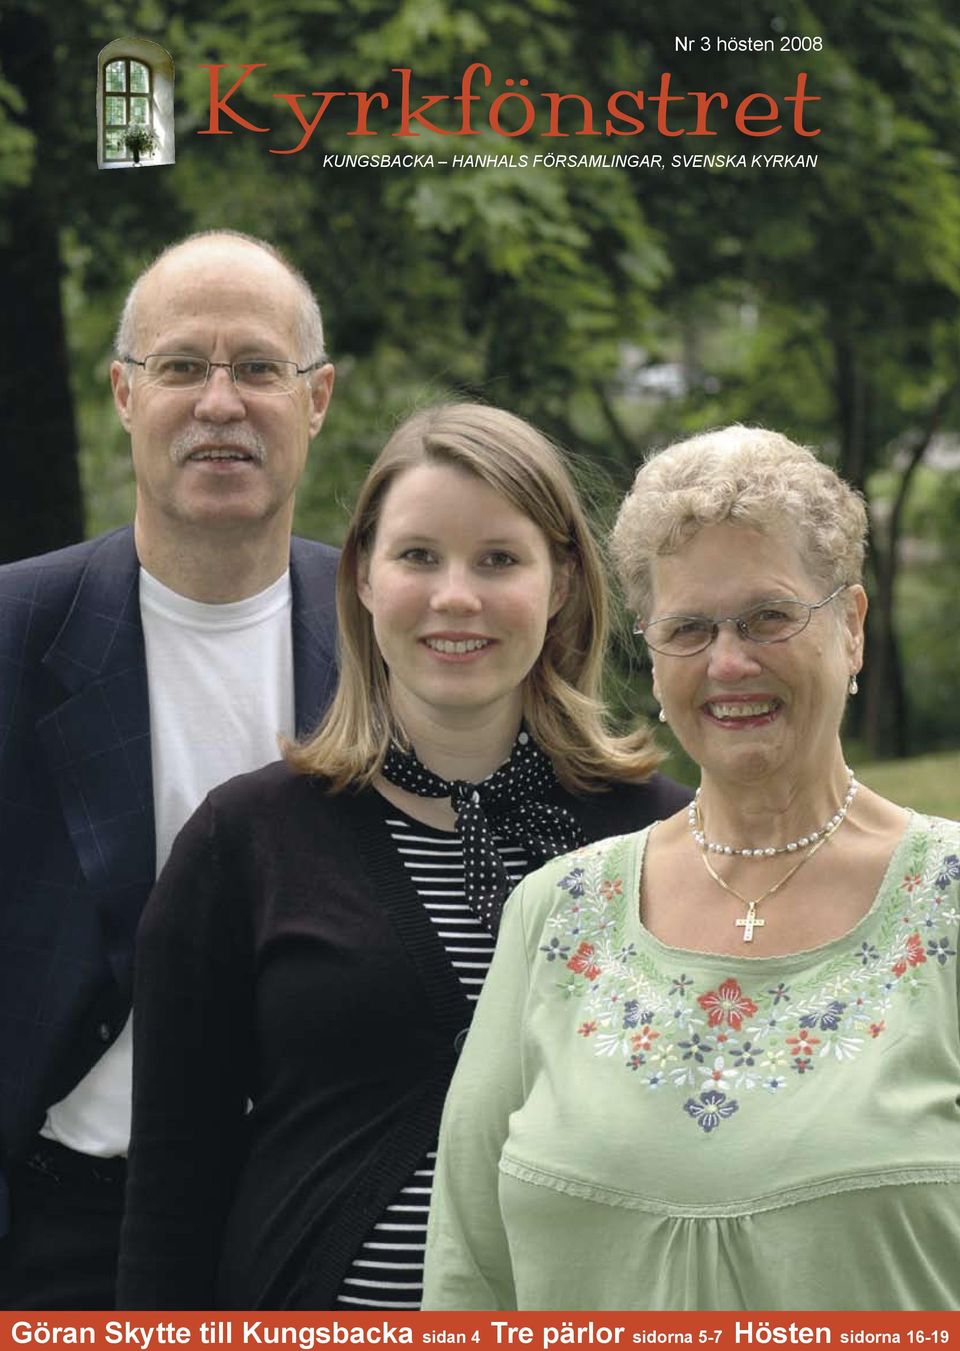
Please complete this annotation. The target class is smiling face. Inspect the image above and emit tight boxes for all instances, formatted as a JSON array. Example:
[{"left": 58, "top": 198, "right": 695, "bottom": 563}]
[
  {"left": 110, "top": 238, "right": 333, "bottom": 546},
  {"left": 357, "top": 462, "right": 568, "bottom": 739},
  {"left": 649, "top": 523, "right": 865, "bottom": 789}
]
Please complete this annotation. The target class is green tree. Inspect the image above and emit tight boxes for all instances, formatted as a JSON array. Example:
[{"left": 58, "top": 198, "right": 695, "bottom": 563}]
[{"left": 2, "top": 0, "right": 959, "bottom": 760}]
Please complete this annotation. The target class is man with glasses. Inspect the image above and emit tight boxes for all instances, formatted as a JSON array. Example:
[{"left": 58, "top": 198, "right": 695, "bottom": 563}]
[{"left": 0, "top": 231, "right": 339, "bottom": 1307}]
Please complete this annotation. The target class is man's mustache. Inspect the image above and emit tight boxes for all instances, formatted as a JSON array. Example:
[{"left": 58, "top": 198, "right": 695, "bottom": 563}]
[{"left": 171, "top": 424, "right": 267, "bottom": 465}]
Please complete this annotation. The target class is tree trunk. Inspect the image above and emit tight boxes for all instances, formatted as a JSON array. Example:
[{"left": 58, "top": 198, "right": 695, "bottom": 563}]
[
  {"left": 863, "top": 526, "right": 908, "bottom": 759},
  {"left": 860, "top": 386, "right": 956, "bottom": 757},
  {"left": 0, "top": 7, "right": 83, "bottom": 563},
  {"left": 832, "top": 328, "right": 870, "bottom": 495}
]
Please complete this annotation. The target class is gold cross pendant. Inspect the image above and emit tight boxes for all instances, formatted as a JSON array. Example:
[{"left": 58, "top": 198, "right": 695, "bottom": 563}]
[{"left": 735, "top": 901, "right": 765, "bottom": 943}]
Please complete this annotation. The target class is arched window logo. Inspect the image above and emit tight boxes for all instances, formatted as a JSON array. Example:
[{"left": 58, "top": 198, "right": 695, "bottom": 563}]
[{"left": 97, "top": 39, "right": 174, "bottom": 169}]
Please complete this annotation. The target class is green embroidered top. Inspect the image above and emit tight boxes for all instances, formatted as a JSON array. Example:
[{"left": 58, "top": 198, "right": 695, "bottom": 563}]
[{"left": 423, "top": 813, "right": 960, "bottom": 1311}]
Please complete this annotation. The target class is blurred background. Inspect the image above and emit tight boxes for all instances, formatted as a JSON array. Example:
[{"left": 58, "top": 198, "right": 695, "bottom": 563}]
[{"left": 1, "top": 0, "right": 958, "bottom": 810}]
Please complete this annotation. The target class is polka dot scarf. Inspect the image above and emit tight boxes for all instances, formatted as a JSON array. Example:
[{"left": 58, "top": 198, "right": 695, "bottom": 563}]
[{"left": 381, "top": 729, "right": 586, "bottom": 935}]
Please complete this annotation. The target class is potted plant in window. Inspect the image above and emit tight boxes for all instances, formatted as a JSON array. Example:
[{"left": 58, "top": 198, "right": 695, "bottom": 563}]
[{"left": 122, "top": 124, "right": 159, "bottom": 165}]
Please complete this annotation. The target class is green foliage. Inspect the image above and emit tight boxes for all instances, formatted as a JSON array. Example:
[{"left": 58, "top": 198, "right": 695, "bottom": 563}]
[
  {"left": 0, "top": 70, "right": 34, "bottom": 198},
  {"left": 3, "top": 0, "right": 959, "bottom": 756}
]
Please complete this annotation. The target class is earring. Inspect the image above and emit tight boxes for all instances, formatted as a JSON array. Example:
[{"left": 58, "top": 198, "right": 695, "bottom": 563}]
[
  {"left": 848, "top": 674, "right": 859, "bottom": 696},
  {"left": 658, "top": 708, "right": 667, "bottom": 724}
]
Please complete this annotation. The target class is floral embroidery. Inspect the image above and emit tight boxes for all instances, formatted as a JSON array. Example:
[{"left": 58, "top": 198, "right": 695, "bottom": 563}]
[
  {"left": 697, "top": 979, "right": 758, "bottom": 1030},
  {"left": 700, "top": 1055, "right": 733, "bottom": 1089},
  {"left": 786, "top": 1029, "right": 820, "bottom": 1056},
  {"left": 678, "top": 1033, "right": 714, "bottom": 1063},
  {"left": 891, "top": 931, "right": 926, "bottom": 977},
  {"left": 800, "top": 1000, "right": 845, "bottom": 1031},
  {"left": 567, "top": 941, "right": 601, "bottom": 981},
  {"left": 926, "top": 936, "right": 956, "bottom": 965},
  {"left": 936, "top": 855, "right": 960, "bottom": 889},
  {"left": 622, "top": 999, "right": 642, "bottom": 1028},
  {"left": 558, "top": 867, "right": 586, "bottom": 898},
  {"left": 684, "top": 1088, "right": 739, "bottom": 1133},
  {"left": 540, "top": 819, "right": 960, "bottom": 1135}
]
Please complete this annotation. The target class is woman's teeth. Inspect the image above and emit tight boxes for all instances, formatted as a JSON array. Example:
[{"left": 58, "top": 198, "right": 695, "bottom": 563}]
[
  {"left": 707, "top": 701, "right": 777, "bottom": 718},
  {"left": 425, "top": 638, "right": 490, "bottom": 654}
]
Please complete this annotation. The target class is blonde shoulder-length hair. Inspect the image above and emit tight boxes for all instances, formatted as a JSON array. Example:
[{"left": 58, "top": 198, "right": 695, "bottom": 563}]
[{"left": 285, "top": 402, "right": 661, "bottom": 793}]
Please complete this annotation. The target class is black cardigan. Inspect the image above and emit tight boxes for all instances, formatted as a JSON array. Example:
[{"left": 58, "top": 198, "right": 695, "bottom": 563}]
[{"left": 118, "top": 761, "right": 689, "bottom": 1310}]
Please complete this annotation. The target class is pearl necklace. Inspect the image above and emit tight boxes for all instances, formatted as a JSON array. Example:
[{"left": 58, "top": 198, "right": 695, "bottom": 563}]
[{"left": 688, "top": 768, "right": 859, "bottom": 858}]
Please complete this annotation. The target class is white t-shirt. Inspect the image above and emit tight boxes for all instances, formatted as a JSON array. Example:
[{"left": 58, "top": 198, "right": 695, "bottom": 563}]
[{"left": 42, "top": 566, "right": 295, "bottom": 1157}]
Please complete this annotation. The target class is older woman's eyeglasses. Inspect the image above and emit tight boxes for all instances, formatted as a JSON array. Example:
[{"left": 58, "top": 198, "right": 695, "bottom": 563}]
[
  {"left": 634, "top": 584, "right": 850, "bottom": 657},
  {"left": 122, "top": 353, "right": 322, "bottom": 395}
]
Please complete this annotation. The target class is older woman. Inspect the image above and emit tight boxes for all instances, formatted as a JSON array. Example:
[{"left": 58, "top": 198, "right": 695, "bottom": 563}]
[
  {"left": 423, "top": 425, "right": 960, "bottom": 1312},
  {"left": 117, "top": 403, "right": 687, "bottom": 1309}
]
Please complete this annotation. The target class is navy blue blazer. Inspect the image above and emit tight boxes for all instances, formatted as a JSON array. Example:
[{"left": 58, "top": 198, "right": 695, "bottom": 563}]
[{"left": 0, "top": 526, "right": 339, "bottom": 1233}]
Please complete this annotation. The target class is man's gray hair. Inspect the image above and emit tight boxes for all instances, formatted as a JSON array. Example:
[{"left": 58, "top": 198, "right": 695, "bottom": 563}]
[{"left": 114, "top": 229, "right": 327, "bottom": 366}]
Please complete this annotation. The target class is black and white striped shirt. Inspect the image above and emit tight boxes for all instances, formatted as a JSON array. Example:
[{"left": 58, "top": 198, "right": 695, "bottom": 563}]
[{"left": 334, "top": 809, "right": 530, "bottom": 1310}]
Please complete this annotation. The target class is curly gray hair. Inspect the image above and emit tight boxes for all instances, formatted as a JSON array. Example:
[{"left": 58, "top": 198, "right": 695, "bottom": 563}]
[{"left": 611, "top": 425, "right": 868, "bottom": 619}]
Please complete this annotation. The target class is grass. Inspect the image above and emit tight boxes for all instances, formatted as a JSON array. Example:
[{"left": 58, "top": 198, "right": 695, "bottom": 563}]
[
  {"left": 849, "top": 749, "right": 960, "bottom": 820},
  {"left": 657, "top": 737, "right": 960, "bottom": 820}
]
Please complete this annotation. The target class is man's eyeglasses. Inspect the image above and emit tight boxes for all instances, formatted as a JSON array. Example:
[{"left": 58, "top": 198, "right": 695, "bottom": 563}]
[
  {"left": 122, "top": 353, "right": 323, "bottom": 395},
  {"left": 634, "top": 584, "right": 850, "bottom": 657}
]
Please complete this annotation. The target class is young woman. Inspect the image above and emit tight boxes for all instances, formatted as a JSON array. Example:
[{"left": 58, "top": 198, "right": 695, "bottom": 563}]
[{"left": 117, "top": 402, "right": 688, "bottom": 1309}]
